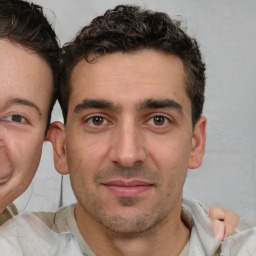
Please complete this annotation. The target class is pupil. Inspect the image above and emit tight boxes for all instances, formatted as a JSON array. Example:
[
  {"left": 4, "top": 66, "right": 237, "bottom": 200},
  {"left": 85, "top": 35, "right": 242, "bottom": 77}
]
[
  {"left": 12, "top": 115, "right": 22, "bottom": 122},
  {"left": 154, "top": 116, "right": 164, "bottom": 125},
  {"left": 93, "top": 116, "right": 103, "bottom": 125}
]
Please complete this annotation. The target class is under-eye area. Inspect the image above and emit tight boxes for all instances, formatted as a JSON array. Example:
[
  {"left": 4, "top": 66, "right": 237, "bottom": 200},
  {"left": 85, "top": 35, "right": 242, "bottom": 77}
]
[{"left": 143, "top": 113, "right": 175, "bottom": 133}]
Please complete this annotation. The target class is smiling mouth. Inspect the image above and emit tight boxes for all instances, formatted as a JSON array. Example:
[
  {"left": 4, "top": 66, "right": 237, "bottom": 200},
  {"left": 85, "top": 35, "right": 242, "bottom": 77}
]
[{"left": 0, "top": 176, "right": 11, "bottom": 184}]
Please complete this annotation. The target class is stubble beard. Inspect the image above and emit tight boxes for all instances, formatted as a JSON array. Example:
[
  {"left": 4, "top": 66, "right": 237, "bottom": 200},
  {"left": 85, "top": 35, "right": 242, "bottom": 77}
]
[
  {"left": 82, "top": 193, "right": 172, "bottom": 235},
  {"left": 73, "top": 165, "right": 175, "bottom": 235}
]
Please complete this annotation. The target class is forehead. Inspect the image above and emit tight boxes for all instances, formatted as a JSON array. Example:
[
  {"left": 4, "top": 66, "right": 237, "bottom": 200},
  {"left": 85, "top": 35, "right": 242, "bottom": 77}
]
[
  {"left": 0, "top": 39, "right": 53, "bottom": 109},
  {"left": 69, "top": 50, "right": 190, "bottom": 111}
]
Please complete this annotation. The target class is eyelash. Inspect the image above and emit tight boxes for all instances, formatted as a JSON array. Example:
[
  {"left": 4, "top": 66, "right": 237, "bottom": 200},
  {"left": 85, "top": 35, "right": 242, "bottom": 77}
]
[
  {"left": 84, "top": 113, "right": 172, "bottom": 128},
  {"left": 146, "top": 115, "right": 171, "bottom": 126},
  {"left": 85, "top": 115, "right": 111, "bottom": 127},
  {"left": 0, "top": 114, "right": 27, "bottom": 124}
]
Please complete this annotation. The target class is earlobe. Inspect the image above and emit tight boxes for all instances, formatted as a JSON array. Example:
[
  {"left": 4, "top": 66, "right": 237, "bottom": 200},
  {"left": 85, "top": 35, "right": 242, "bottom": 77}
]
[
  {"left": 47, "top": 121, "right": 69, "bottom": 175},
  {"left": 188, "top": 116, "right": 207, "bottom": 169}
]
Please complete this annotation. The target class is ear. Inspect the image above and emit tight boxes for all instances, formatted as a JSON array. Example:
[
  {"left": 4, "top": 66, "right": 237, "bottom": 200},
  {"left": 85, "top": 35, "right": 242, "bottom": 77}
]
[
  {"left": 46, "top": 121, "right": 69, "bottom": 175},
  {"left": 188, "top": 116, "right": 207, "bottom": 169}
]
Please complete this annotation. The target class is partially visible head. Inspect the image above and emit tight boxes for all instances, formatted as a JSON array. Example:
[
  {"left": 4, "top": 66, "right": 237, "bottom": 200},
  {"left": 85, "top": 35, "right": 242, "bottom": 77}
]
[
  {"left": 0, "top": 0, "right": 60, "bottom": 131},
  {"left": 59, "top": 5, "right": 205, "bottom": 126},
  {"left": 0, "top": 0, "right": 59, "bottom": 213}
]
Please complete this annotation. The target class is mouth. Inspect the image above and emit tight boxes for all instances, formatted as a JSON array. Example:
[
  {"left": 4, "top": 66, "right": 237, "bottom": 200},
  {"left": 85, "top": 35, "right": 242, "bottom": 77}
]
[
  {"left": 0, "top": 175, "right": 11, "bottom": 184},
  {"left": 102, "top": 179, "right": 154, "bottom": 197}
]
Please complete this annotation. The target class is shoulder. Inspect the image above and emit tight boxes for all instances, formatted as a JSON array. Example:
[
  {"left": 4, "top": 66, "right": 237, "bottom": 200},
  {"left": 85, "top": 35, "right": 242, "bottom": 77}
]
[
  {"left": 0, "top": 211, "right": 83, "bottom": 256},
  {"left": 222, "top": 227, "right": 256, "bottom": 255},
  {"left": 182, "top": 198, "right": 221, "bottom": 255},
  {"left": 0, "top": 203, "right": 18, "bottom": 226},
  {"left": 182, "top": 198, "right": 256, "bottom": 255},
  {"left": 33, "top": 204, "right": 76, "bottom": 233},
  {"left": 0, "top": 211, "right": 54, "bottom": 236}
]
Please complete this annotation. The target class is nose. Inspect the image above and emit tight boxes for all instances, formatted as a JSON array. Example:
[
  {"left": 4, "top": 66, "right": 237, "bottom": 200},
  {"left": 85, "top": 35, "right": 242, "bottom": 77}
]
[{"left": 109, "top": 121, "right": 146, "bottom": 168}]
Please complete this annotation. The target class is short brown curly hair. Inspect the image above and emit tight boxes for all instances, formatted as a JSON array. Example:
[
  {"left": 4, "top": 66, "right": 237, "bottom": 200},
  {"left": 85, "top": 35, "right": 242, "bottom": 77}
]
[{"left": 60, "top": 5, "right": 205, "bottom": 126}]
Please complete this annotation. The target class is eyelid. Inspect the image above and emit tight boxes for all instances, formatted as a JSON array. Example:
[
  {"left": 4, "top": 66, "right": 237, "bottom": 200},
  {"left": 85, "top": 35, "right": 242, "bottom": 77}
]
[
  {"left": 87, "top": 116, "right": 108, "bottom": 126},
  {"left": 84, "top": 114, "right": 112, "bottom": 126},
  {"left": 148, "top": 116, "right": 169, "bottom": 125},
  {"left": 0, "top": 114, "right": 27, "bottom": 123},
  {"left": 146, "top": 113, "right": 173, "bottom": 124}
]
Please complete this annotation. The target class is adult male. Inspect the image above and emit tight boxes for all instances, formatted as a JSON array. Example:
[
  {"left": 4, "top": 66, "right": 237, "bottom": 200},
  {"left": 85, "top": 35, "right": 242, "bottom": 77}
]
[
  {"left": 0, "top": 4, "right": 251, "bottom": 256},
  {"left": 40, "top": 5, "right": 252, "bottom": 256}
]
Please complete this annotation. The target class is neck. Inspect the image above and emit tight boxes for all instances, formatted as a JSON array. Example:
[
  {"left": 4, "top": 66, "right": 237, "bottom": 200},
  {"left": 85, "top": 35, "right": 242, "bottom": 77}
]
[{"left": 75, "top": 202, "right": 190, "bottom": 256}]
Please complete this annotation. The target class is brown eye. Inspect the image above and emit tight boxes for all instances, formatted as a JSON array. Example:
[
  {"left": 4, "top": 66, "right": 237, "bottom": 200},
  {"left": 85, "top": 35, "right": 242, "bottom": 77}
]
[
  {"left": 86, "top": 115, "right": 109, "bottom": 127},
  {"left": 153, "top": 116, "right": 166, "bottom": 125},
  {"left": 91, "top": 116, "right": 105, "bottom": 125}
]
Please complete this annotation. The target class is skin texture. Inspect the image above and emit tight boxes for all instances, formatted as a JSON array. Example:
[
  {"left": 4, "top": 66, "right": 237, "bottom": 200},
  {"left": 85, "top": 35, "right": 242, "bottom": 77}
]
[
  {"left": 209, "top": 207, "right": 240, "bottom": 241},
  {"left": 49, "top": 50, "right": 206, "bottom": 256},
  {"left": 0, "top": 39, "right": 52, "bottom": 213}
]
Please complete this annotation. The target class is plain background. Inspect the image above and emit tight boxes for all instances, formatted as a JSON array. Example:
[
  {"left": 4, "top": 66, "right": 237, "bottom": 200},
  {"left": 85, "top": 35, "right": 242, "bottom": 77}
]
[{"left": 15, "top": 0, "right": 256, "bottom": 225}]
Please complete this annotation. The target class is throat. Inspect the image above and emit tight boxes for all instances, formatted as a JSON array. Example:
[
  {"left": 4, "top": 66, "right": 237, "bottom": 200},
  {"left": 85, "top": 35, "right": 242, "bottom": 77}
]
[
  {"left": 94, "top": 223, "right": 190, "bottom": 256},
  {"left": 76, "top": 206, "right": 190, "bottom": 256}
]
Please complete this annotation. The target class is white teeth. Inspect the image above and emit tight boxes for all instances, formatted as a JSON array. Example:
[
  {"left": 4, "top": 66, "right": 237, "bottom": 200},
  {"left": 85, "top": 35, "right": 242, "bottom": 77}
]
[{"left": 0, "top": 176, "right": 10, "bottom": 184}]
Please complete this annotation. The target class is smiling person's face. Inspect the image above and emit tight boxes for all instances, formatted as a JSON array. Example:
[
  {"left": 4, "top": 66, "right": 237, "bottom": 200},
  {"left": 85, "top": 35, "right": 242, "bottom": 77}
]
[
  {"left": 0, "top": 39, "right": 53, "bottom": 213},
  {"left": 50, "top": 50, "right": 206, "bottom": 234}
]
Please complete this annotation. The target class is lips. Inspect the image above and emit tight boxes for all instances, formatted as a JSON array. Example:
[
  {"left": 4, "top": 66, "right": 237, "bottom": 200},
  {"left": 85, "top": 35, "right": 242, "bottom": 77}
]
[{"left": 102, "top": 179, "right": 153, "bottom": 197}]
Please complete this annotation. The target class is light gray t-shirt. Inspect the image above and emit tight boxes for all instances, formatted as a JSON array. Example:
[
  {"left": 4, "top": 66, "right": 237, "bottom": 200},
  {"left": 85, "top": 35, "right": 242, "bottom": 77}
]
[
  {"left": 34, "top": 204, "right": 189, "bottom": 256},
  {"left": 0, "top": 211, "right": 83, "bottom": 256}
]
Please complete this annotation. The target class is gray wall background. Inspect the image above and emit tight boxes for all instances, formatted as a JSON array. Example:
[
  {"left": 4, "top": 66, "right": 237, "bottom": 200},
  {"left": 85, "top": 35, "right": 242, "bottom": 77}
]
[{"left": 15, "top": 0, "right": 256, "bottom": 225}]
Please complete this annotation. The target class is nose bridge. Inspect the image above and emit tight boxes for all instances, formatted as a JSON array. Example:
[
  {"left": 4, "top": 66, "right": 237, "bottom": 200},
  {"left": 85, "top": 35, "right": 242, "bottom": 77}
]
[{"left": 110, "top": 117, "right": 146, "bottom": 167}]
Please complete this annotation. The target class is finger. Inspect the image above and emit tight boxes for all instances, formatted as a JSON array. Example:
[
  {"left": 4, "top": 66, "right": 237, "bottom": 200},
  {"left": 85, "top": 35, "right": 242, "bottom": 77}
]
[
  {"left": 209, "top": 207, "right": 225, "bottom": 222},
  {"left": 223, "top": 214, "right": 240, "bottom": 239},
  {"left": 212, "top": 219, "right": 225, "bottom": 242}
]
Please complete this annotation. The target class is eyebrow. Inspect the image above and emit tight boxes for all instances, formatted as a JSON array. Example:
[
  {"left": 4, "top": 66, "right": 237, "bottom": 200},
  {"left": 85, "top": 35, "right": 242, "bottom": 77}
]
[
  {"left": 74, "top": 99, "right": 119, "bottom": 113},
  {"left": 74, "top": 98, "right": 182, "bottom": 114},
  {"left": 9, "top": 98, "right": 41, "bottom": 116},
  {"left": 138, "top": 98, "right": 182, "bottom": 111}
]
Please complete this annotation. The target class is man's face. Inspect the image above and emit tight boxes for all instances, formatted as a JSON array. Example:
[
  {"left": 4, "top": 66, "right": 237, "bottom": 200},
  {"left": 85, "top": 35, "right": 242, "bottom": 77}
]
[
  {"left": 52, "top": 50, "right": 206, "bottom": 233},
  {"left": 0, "top": 39, "right": 53, "bottom": 213}
]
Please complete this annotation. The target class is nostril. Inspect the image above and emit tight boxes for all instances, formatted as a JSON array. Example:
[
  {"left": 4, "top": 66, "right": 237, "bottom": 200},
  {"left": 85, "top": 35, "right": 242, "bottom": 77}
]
[{"left": 112, "top": 152, "right": 146, "bottom": 168}]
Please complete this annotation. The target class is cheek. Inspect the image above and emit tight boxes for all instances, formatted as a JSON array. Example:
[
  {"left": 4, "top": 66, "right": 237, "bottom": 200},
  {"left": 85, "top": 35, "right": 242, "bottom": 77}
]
[
  {"left": 146, "top": 134, "right": 191, "bottom": 197},
  {"left": 0, "top": 134, "right": 44, "bottom": 211},
  {"left": 66, "top": 132, "right": 110, "bottom": 171},
  {"left": 12, "top": 133, "right": 44, "bottom": 174},
  {"left": 147, "top": 134, "right": 192, "bottom": 171}
]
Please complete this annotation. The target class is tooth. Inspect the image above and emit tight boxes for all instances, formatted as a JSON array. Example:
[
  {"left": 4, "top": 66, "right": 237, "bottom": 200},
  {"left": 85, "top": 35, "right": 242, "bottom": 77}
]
[{"left": 0, "top": 177, "right": 10, "bottom": 184}]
